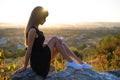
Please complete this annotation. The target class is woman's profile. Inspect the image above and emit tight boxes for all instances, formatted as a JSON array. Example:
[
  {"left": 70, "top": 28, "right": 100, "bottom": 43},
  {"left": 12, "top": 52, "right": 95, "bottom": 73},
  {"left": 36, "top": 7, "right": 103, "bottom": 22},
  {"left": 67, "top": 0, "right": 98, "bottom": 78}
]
[{"left": 16, "top": 6, "right": 92, "bottom": 79}]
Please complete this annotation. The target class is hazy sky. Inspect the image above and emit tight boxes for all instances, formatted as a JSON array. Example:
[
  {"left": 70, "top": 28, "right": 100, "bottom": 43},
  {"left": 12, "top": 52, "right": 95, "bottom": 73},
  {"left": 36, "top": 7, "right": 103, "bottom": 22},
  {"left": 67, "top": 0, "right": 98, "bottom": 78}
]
[{"left": 0, "top": 0, "right": 120, "bottom": 25}]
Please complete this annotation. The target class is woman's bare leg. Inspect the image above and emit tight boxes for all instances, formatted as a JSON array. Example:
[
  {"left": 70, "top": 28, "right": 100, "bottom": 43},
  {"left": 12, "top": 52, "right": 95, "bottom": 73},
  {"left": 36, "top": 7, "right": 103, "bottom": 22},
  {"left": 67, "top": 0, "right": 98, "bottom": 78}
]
[
  {"left": 62, "top": 42, "right": 83, "bottom": 64},
  {"left": 47, "top": 37, "right": 83, "bottom": 69},
  {"left": 61, "top": 41, "right": 93, "bottom": 69},
  {"left": 51, "top": 47, "right": 59, "bottom": 62},
  {"left": 47, "top": 37, "right": 73, "bottom": 62}
]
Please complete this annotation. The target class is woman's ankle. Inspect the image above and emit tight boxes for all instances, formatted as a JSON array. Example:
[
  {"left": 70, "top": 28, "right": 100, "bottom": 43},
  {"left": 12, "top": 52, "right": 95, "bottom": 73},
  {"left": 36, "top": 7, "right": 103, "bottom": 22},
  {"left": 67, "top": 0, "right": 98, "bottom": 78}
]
[{"left": 67, "top": 60, "right": 73, "bottom": 63}]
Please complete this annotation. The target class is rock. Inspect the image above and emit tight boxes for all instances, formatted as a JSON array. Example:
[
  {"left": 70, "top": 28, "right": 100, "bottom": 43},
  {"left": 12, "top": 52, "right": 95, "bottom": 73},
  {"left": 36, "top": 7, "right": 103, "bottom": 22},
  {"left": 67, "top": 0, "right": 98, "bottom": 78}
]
[
  {"left": 10, "top": 68, "right": 43, "bottom": 80},
  {"left": 10, "top": 67, "right": 120, "bottom": 80},
  {"left": 106, "top": 70, "right": 120, "bottom": 78}
]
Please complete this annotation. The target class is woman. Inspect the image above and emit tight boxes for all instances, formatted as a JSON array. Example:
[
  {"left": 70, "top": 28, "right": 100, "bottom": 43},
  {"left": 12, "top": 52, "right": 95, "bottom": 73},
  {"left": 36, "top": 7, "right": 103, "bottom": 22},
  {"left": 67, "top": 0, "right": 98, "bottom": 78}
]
[{"left": 16, "top": 6, "right": 92, "bottom": 79}]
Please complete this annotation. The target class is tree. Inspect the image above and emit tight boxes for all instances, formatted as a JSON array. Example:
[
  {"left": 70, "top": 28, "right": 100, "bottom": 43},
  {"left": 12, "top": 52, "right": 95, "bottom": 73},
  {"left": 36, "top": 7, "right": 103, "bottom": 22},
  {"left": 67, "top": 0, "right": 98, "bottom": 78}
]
[{"left": 97, "top": 35, "right": 120, "bottom": 70}]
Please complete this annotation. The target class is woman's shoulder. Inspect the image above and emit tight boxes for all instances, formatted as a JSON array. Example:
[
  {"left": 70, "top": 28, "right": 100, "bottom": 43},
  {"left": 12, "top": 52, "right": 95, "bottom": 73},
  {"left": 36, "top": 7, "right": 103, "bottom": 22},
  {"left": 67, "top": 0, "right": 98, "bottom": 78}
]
[
  {"left": 28, "top": 28, "right": 36, "bottom": 34},
  {"left": 27, "top": 28, "right": 36, "bottom": 38},
  {"left": 26, "top": 26, "right": 36, "bottom": 38}
]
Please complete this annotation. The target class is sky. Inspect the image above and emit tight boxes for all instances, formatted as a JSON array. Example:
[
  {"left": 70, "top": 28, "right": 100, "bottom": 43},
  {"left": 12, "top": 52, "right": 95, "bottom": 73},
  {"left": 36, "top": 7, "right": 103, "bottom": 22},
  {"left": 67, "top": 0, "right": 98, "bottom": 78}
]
[{"left": 0, "top": 0, "right": 120, "bottom": 25}]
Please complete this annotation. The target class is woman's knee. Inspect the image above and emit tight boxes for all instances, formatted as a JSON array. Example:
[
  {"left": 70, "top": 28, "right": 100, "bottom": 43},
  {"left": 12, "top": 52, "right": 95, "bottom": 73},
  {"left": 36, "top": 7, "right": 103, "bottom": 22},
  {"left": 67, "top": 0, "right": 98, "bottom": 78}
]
[
  {"left": 53, "top": 36, "right": 63, "bottom": 43},
  {"left": 48, "top": 37, "right": 59, "bottom": 49},
  {"left": 48, "top": 36, "right": 58, "bottom": 45},
  {"left": 52, "top": 36, "right": 59, "bottom": 41},
  {"left": 51, "top": 36, "right": 60, "bottom": 44}
]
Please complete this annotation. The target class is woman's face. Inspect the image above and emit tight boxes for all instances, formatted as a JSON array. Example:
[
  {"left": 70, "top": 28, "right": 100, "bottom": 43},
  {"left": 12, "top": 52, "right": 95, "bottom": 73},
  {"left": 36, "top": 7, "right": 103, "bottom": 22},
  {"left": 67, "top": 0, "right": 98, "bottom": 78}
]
[
  {"left": 36, "top": 17, "right": 46, "bottom": 25},
  {"left": 40, "top": 17, "right": 46, "bottom": 25}
]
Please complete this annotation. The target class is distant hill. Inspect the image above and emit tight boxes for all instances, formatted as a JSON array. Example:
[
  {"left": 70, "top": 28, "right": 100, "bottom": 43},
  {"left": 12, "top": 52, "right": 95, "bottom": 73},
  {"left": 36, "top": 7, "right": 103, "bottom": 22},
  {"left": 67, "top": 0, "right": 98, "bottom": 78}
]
[
  {"left": 42, "top": 22, "right": 120, "bottom": 29},
  {"left": 0, "top": 22, "right": 120, "bottom": 29}
]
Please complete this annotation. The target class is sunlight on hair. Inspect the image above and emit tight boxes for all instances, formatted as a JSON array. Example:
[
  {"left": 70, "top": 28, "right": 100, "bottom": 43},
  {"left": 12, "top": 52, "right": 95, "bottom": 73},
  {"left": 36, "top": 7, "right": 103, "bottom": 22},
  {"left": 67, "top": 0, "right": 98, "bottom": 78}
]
[{"left": 42, "top": 8, "right": 47, "bottom": 12}]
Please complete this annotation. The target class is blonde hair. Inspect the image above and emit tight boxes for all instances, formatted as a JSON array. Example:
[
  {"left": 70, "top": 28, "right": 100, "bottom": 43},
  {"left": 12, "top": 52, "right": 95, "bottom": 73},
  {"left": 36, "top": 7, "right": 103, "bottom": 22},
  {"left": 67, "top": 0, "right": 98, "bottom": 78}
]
[{"left": 24, "top": 6, "right": 49, "bottom": 47}]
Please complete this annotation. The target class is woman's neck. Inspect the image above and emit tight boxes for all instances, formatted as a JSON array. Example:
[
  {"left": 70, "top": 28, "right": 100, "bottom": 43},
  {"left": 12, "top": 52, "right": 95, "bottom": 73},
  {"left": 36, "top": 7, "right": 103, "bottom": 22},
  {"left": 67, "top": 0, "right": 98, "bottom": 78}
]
[
  {"left": 29, "top": 22, "right": 39, "bottom": 28},
  {"left": 34, "top": 24, "right": 39, "bottom": 28}
]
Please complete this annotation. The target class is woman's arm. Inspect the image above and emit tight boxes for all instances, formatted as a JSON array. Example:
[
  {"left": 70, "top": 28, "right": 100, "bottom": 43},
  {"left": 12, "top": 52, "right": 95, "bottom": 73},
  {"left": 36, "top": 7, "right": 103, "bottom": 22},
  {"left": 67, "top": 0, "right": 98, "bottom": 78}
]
[
  {"left": 15, "top": 28, "right": 36, "bottom": 73},
  {"left": 24, "top": 28, "right": 36, "bottom": 68}
]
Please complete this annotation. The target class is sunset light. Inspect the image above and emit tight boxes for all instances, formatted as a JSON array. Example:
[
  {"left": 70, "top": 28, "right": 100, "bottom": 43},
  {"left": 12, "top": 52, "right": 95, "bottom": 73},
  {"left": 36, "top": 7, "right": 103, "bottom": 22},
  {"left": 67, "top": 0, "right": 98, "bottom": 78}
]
[
  {"left": 0, "top": 0, "right": 120, "bottom": 25},
  {"left": 0, "top": 0, "right": 120, "bottom": 79}
]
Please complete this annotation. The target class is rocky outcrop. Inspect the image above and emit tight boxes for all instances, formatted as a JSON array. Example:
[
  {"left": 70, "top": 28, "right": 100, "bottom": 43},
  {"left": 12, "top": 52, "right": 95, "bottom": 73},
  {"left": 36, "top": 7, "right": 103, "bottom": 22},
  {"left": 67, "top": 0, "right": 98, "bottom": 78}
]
[{"left": 10, "top": 67, "right": 120, "bottom": 80}]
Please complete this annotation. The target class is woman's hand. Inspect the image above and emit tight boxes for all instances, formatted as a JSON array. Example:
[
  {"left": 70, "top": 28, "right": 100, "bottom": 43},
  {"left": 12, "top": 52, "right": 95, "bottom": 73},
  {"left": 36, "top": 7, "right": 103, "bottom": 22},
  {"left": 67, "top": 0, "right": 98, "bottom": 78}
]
[
  {"left": 15, "top": 67, "right": 26, "bottom": 73},
  {"left": 43, "top": 44, "right": 47, "bottom": 47}
]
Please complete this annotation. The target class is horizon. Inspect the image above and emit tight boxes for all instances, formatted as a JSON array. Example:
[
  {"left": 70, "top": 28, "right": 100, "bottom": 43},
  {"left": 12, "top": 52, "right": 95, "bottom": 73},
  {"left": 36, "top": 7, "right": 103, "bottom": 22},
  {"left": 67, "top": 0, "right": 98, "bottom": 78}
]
[{"left": 0, "top": 22, "right": 120, "bottom": 29}]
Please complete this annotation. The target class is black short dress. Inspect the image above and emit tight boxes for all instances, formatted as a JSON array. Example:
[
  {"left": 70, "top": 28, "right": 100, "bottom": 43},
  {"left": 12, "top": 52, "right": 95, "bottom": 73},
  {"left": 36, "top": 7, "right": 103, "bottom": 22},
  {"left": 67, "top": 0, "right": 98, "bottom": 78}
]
[{"left": 27, "top": 26, "right": 51, "bottom": 79}]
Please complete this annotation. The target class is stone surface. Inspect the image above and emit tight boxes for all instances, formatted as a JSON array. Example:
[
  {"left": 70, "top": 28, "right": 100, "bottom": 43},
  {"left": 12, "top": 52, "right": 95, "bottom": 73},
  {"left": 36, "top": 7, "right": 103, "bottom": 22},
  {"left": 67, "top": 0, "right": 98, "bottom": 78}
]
[{"left": 10, "top": 67, "right": 120, "bottom": 80}]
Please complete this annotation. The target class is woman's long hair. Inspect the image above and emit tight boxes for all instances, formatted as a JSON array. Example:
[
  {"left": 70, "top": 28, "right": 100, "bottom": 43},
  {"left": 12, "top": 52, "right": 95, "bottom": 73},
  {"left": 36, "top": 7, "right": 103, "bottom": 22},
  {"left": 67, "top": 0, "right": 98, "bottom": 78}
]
[{"left": 24, "top": 6, "right": 48, "bottom": 47}]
